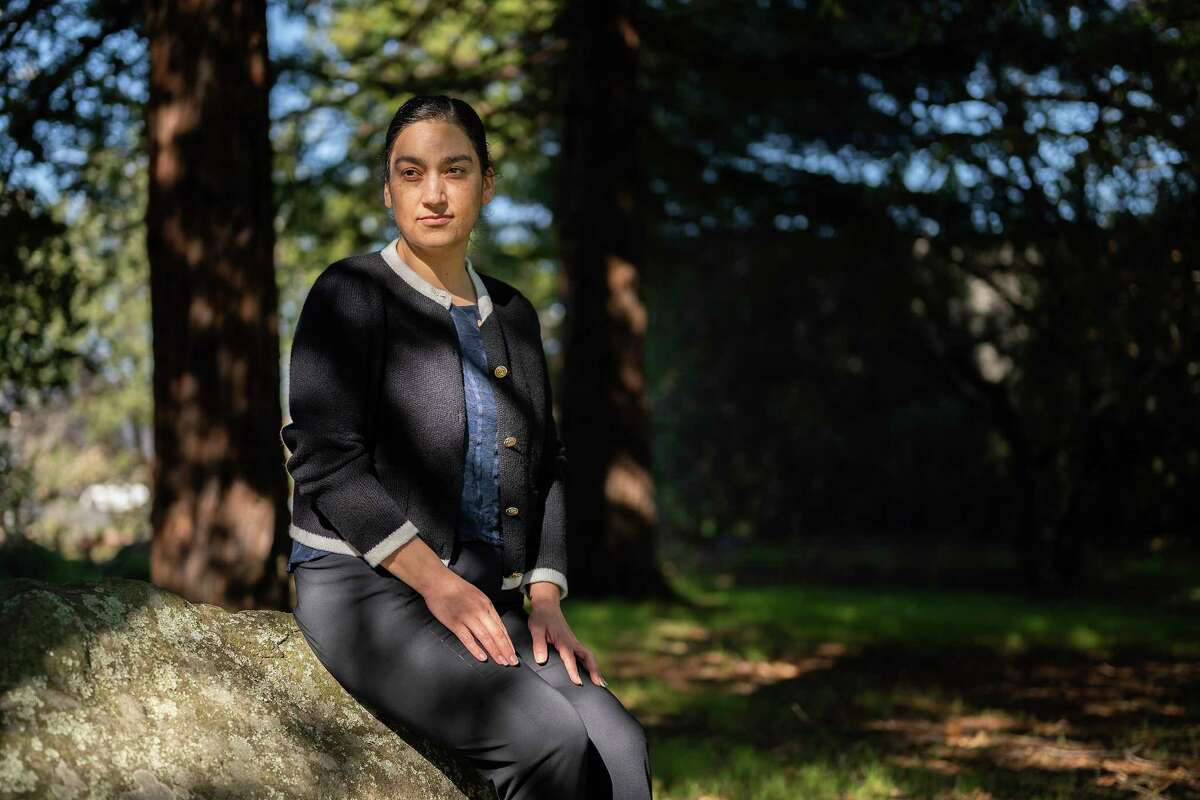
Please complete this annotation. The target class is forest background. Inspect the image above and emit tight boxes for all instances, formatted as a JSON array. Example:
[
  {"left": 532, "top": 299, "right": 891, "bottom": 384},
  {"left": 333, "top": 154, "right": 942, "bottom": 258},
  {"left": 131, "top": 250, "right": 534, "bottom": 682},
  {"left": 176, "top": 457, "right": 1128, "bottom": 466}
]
[{"left": 2, "top": 1, "right": 1199, "bottom": 797}]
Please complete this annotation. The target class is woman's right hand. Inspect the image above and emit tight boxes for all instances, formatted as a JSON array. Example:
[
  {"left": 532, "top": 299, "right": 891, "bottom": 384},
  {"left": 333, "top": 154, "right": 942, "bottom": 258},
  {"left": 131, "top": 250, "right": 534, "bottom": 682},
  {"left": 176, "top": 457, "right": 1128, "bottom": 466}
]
[{"left": 422, "top": 575, "right": 520, "bottom": 666}]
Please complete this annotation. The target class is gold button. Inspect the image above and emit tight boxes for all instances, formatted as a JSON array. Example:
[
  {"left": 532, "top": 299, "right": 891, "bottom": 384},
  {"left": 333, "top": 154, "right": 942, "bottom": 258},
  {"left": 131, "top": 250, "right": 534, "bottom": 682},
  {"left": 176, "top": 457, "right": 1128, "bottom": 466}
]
[
  {"left": 503, "top": 435, "right": 517, "bottom": 448},
  {"left": 504, "top": 506, "right": 519, "bottom": 517},
  {"left": 494, "top": 365, "right": 508, "bottom": 378}
]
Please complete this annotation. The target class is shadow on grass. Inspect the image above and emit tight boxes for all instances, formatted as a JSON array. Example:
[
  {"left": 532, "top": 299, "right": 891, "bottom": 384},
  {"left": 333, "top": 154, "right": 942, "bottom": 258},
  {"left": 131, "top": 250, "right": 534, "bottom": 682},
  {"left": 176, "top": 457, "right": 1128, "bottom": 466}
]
[
  {"left": 583, "top": 534, "right": 1200, "bottom": 799},
  {"left": 634, "top": 641, "right": 1200, "bottom": 800},
  {"left": 0, "top": 537, "right": 151, "bottom": 583}
]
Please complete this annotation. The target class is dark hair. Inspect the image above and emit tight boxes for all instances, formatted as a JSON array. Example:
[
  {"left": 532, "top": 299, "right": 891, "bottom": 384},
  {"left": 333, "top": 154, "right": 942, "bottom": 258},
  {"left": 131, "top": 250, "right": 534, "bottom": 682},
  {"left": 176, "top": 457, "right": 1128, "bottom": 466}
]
[{"left": 380, "top": 95, "right": 494, "bottom": 186}]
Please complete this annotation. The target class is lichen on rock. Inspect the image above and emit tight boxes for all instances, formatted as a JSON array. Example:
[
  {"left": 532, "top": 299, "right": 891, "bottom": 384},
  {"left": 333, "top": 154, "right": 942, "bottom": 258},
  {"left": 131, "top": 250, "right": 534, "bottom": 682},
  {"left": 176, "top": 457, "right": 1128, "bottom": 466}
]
[{"left": 0, "top": 577, "right": 491, "bottom": 799}]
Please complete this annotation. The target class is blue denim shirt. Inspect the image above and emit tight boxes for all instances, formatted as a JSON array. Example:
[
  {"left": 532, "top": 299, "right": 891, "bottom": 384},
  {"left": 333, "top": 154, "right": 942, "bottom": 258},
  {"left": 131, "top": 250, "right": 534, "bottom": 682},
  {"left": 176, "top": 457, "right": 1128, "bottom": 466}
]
[{"left": 287, "top": 301, "right": 502, "bottom": 572}]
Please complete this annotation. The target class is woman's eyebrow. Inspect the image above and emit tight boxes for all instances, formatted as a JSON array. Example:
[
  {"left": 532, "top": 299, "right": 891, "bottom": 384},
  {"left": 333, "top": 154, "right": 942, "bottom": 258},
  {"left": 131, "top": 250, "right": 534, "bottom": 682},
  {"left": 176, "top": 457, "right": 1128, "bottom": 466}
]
[{"left": 393, "top": 153, "right": 473, "bottom": 168}]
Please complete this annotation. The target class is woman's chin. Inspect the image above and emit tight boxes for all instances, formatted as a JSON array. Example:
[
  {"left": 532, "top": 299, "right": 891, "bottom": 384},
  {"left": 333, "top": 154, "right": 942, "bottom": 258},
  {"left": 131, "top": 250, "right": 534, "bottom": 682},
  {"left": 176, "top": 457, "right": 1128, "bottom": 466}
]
[{"left": 403, "top": 228, "right": 464, "bottom": 249}]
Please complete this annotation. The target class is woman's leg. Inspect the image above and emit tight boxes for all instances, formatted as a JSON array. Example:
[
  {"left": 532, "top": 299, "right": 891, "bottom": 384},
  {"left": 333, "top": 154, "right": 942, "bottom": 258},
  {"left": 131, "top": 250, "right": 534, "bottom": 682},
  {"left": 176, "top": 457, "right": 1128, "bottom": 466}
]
[
  {"left": 293, "top": 543, "right": 652, "bottom": 799},
  {"left": 497, "top": 604, "right": 653, "bottom": 800},
  {"left": 293, "top": 551, "right": 591, "bottom": 799},
  {"left": 437, "top": 541, "right": 652, "bottom": 798}
]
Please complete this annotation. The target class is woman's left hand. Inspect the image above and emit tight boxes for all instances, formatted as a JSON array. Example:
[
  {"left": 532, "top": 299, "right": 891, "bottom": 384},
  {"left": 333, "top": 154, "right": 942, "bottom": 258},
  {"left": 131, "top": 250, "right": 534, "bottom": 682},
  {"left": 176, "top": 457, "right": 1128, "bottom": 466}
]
[{"left": 528, "top": 592, "right": 607, "bottom": 688}]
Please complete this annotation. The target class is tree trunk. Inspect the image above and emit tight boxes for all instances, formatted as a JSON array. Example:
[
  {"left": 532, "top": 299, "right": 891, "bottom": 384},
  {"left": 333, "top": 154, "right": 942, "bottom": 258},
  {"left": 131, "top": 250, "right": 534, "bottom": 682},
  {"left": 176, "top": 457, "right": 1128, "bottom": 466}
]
[
  {"left": 554, "top": 0, "right": 674, "bottom": 599},
  {"left": 143, "top": 0, "right": 289, "bottom": 610}
]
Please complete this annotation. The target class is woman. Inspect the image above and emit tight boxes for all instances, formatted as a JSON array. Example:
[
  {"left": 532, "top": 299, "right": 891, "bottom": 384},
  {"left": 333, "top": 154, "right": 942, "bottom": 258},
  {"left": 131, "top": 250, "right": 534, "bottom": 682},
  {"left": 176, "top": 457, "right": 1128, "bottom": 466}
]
[{"left": 281, "top": 95, "right": 653, "bottom": 800}]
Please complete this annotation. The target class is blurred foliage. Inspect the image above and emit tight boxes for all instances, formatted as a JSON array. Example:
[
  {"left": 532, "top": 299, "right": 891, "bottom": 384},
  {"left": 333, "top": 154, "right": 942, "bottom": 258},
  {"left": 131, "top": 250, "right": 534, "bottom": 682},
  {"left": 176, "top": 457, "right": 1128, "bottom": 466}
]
[
  {"left": 0, "top": 0, "right": 163, "bottom": 553},
  {"left": 637, "top": 0, "right": 1200, "bottom": 579},
  {"left": 1, "top": 0, "right": 1198, "bottom": 583},
  {"left": 0, "top": 189, "right": 74, "bottom": 412}
]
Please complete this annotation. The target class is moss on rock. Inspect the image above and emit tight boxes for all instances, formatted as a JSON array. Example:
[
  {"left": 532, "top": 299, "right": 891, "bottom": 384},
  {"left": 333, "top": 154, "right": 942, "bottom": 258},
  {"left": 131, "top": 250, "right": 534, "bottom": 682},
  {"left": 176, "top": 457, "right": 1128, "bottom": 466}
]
[{"left": 0, "top": 577, "right": 491, "bottom": 799}]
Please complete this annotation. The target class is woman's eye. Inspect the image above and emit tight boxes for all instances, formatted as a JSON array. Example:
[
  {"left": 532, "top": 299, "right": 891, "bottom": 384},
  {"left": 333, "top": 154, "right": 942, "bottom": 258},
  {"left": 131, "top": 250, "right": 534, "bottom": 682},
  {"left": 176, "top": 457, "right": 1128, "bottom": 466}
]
[
  {"left": 402, "top": 169, "right": 419, "bottom": 179},
  {"left": 448, "top": 167, "right": 465, "bottom": 175}
]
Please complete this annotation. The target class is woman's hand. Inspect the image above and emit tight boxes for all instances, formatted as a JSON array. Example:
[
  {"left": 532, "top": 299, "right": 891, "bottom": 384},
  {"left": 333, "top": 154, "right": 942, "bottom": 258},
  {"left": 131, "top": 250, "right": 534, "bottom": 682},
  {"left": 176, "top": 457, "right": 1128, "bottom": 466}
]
[
  {"left": 423, "top": 574, "right": 520, "bottom": 667},
  {"left": 528, "top": 589, "right": 607, "bottom": 688}
]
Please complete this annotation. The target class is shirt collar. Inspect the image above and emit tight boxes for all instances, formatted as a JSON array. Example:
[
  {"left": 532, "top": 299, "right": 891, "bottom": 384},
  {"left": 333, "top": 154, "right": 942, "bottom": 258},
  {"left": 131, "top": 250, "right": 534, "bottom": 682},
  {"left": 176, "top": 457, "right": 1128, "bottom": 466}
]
[{"left": 379, "top": 237, "right": 493, "bottom": 323}]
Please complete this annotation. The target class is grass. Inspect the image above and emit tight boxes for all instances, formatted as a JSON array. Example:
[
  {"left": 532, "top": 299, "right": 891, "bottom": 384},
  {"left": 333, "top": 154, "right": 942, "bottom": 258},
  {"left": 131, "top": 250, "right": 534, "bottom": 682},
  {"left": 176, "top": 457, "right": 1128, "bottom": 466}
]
[{"left": 566, "top": 533, "right": 1200, "bottom": 800}]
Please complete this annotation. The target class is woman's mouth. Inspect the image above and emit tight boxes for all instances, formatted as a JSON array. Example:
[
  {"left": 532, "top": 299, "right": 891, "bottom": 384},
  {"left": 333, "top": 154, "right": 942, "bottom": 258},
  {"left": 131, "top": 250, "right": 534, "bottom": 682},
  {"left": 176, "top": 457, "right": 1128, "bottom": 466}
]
[{"left": 418, "top": 215, "right": 453, "bottom": 227}]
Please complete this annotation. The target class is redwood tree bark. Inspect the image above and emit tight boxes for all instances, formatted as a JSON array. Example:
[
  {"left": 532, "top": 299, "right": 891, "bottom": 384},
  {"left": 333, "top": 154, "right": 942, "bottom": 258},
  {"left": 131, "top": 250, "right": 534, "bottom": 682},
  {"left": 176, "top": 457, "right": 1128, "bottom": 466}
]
[
  {"left": 143, "top": 0, "right": 289, "bottom": 610},
  {"left": 555, "top": 0, "right": 674, "bottom": 598}
]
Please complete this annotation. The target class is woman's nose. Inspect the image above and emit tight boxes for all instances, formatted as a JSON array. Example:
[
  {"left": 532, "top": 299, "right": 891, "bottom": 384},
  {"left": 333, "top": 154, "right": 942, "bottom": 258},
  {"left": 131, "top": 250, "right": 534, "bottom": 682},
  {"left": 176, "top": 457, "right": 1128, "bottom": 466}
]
[{"left": 422, "top": 176, "right": 447, "bottom": 204}]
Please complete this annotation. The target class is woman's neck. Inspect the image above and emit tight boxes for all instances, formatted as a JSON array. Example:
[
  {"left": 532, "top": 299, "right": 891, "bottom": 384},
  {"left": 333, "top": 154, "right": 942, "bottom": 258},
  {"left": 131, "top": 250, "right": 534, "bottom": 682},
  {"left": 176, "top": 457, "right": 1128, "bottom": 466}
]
[{"left": 394, "top": 238, "right": 476, "bottom": 304}]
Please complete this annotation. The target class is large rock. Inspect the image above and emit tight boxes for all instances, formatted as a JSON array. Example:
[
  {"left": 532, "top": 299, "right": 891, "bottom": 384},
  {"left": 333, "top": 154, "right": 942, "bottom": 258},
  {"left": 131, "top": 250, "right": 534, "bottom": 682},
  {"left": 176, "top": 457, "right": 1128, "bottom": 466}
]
[{"left": 0, "top": 577, "right": 492, "bottom": 799}]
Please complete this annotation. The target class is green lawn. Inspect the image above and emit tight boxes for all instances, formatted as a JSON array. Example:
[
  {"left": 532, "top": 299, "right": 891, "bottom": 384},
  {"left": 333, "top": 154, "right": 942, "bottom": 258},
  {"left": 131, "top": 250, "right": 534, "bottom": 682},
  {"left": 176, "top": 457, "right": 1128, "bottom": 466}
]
[{"left": 566, "top": 535, "right": 1200, "bottom": 800}]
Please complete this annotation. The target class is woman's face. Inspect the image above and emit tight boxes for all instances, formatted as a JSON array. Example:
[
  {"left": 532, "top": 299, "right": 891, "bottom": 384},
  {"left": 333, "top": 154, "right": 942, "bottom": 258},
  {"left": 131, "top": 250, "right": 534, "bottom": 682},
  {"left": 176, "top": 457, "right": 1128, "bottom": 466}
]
[{"left": 382, "top": 119, "right": 494, "bottom": 255}]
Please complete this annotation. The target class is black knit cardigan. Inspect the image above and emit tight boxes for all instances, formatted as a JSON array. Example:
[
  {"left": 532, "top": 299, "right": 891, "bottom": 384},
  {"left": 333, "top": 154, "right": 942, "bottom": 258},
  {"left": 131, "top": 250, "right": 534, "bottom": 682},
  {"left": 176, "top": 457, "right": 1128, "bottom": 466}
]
[{"left": 280, "top": 250, "right": 568, "bottom": 598}]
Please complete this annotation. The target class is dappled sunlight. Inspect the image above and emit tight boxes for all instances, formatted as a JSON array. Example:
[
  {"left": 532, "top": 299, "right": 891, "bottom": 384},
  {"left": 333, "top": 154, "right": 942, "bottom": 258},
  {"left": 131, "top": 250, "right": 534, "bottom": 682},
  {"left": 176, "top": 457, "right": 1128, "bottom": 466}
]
[
  {"left": 609, "top": 646, "right": 842, "bottom": 696},
  {"left": 593, "top": 584, "right": 1199, "bottom": 799},
  {"left": 870, "top": 711, "right": 1197, "bottom": 795},
  {"left": 856, "top": 653, "right": 1200, "bottom": 797},
  {"left": 999, "top": 657, "right": 1198, "bottom": 723},
  {"left": 606, "top": 616, "right": 848, "bottom": 696}
]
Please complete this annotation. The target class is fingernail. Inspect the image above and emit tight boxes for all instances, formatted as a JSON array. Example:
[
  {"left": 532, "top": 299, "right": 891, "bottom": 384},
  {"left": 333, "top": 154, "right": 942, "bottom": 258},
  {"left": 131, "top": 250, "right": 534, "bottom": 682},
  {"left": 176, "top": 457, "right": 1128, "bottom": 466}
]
[
  {"left": 601, "top": 678, "right": 609, "bottom": 688},
  {"left": 510, "top": 656, "right": 519, "bottom": 665}
]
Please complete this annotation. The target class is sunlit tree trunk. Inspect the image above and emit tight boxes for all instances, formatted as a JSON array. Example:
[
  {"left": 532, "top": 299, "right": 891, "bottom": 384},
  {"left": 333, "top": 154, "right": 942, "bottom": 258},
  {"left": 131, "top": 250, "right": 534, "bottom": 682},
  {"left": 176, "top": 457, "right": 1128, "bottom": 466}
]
[
  {"left": 143, "top": 0, "right": 289, "bottom": 610},
  {"left": 555, "top": 0, "right": 674, "bottom": 598}
]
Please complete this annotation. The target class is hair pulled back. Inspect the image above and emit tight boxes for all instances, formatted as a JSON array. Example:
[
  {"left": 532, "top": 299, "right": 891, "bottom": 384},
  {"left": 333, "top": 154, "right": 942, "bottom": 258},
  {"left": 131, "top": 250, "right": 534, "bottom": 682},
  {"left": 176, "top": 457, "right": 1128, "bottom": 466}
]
[{"left": 380, "top": 95, "right": 494, "bottom": 186}]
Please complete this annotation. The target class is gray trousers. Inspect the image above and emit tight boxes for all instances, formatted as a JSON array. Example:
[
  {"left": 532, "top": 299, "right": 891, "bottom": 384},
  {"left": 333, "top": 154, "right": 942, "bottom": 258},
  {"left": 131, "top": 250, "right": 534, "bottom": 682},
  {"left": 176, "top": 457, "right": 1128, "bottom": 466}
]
[{"left": 292, "top": 539, "right": 653, "bottom": 799}]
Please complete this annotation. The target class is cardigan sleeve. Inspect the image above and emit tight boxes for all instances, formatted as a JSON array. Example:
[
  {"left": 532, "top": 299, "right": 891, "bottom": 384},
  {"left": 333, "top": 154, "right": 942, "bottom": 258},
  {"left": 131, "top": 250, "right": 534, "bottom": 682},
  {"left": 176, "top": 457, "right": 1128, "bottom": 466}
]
[
  {"left": 280, "top": 266, "right": 421, "bottom": 568},
  {"left": 520, "top": 309, "right": 569, "bottom": 601}
]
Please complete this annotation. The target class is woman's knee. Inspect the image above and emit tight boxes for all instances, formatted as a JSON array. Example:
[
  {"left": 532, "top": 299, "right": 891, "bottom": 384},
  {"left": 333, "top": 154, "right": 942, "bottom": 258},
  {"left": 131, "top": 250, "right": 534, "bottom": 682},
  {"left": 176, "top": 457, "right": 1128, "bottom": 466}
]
[
  {"left": 577, "top": 691, "right": 646, "bottom": 755},
  {"left": 608, "top": 710, "right": 648, "bottom": 760},
  {"left": 536, "top": 700, "right": 591, "bottom": 759}
]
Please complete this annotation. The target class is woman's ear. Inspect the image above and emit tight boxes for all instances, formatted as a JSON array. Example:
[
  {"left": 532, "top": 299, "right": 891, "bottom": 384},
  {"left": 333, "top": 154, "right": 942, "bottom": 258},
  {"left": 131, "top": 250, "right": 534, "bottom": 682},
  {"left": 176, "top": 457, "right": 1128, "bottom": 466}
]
[
  {"left": 383, "top": 185, "right": 392, "bottom": 209},
  {"left": 481, "top": 168, "right": 496, "bottom": 205}
]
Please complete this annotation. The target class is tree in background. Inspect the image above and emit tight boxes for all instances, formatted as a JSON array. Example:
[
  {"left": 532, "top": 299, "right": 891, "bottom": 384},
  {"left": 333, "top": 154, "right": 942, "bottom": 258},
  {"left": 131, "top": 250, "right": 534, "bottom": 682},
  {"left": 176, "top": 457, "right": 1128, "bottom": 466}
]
[
  {"left": 7, "top": 0, "right": 1197, "bottom": 596},
  {"left": 1, "top": 0, "right": 148, "bottom": 551},
  {"left": 554, "top": 0, "right": 673, "bottom": 597},
  {"left": 637, "top": 0, "right": 1200, "bottom": 584},
  {"left": 143, "top": 0, "right": 288, "bottom": 609}
]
